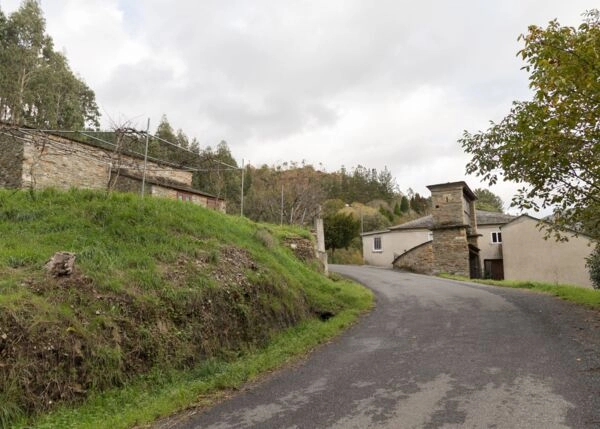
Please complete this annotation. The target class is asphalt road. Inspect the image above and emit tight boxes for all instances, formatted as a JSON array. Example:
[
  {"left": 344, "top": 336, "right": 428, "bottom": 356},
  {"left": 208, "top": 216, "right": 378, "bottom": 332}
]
[{"left": 166, "top": 265, "right": 600, "bottom": 428}]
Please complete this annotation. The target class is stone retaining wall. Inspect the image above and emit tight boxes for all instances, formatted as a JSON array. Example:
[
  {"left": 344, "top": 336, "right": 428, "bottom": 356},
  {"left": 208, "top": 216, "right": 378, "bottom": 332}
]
[{"left": 393, "top": 241, "right": 433, "bottom": 274}]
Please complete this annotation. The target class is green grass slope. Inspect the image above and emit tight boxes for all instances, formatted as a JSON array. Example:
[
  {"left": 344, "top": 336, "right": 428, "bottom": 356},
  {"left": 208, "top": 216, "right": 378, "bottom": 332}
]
[{"left": 0, "top": 189, "right": 371, "bottom": 427}]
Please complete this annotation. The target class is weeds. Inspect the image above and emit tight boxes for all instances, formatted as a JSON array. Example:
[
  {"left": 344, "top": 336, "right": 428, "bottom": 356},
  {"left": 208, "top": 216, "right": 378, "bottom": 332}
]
[
  {"left": 25, "top": 279, "right": 371, "bottom": 429},
  {"left": 0, "top": 188, "right": 373, "bottom": 428},
  {"left": 439, "top": 274, "right": 600, "bottom": 309},
  {"left": 255, "top": 228, "right": 275, "bottom": 249}
]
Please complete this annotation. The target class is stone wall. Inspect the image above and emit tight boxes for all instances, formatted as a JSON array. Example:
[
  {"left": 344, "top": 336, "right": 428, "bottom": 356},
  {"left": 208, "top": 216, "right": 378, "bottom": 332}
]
[
  {"left": 468, "top": 194, "right": 478, "bottom": 232},
  {"left": 3, "top": 131, "right": 226, "bottom": 212},
  {"left": 151, "top": 184, "right": 179, "bottom": 200},
  {"left": 393, "top": 241, "right": 433, "bottom": 274},
  {"left": 151, "top": 185, "right": 210, "bottom": 208},
  {"left": 22, "top": 135, "right": 108, "bottom": 190},
  {"left": 0, "top": 134, "right": 24, "bottom": 188},
  {"left": 430, "top": 187, "right": 466, "bottom": 227},
  {"left": 117, "top": 158, "right": 192, "bottom": 187},
  {"left": 428, "top": 182, "right": 478, "bottom": 278},
  {"left": 112, "top": 174, "right": 146, "bottom": 195},
  {"left": 107, "top": 173, "right": 227, "bottom": 211},
  {"left": 431, "top": 227, "right": 470, "bottom": 276},
  {"left": 21, "top": 133, "right": 193, "bottom": 191},
  {"left": 206, "top": 197, "right": 227, "bottom": 213}
]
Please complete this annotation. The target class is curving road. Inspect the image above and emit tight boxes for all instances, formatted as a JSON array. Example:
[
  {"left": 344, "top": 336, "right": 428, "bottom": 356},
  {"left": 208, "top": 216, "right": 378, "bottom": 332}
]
[{"left": 167, "top": 265, "right": 600, "bottom": 428}]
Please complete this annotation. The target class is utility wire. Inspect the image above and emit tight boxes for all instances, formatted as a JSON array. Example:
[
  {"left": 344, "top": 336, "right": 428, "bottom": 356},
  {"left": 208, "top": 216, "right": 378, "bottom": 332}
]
[
  {"left": 9, "top": 128, "right": 239, "bottom": 174},
  {"left": 37, "top": 128, "right": 240, "bottom": 170}
]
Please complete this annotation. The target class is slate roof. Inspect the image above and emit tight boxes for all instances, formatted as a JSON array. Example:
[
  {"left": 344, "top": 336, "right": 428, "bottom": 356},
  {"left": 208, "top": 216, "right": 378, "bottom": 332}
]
[
  {"left": 475, "top": 211, "right": 517, "bottom": 226},
  {"left": 427, "top": 181, "right": 477, "bottom": 201},
  {"left": 119, "top": 170, "right": 223, "bottom": 200},
  {"left": 389, "top": 215, "right": 433, "bottom": 230},
  {"left": 360, "top": 229, "right": 392, "bottom": 237},
  {"left": 389, "top": 210, "right": 515, "bottom": 231}
]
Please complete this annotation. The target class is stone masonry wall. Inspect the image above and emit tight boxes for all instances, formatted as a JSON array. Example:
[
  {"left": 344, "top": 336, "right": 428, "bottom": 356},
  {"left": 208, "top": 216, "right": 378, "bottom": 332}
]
[
  {"left": 206, "top": 197, "right": 227, "bottom": 213},
  {"left": 21, "top": 133, "right": 193, "bottom": 191},
  {"left": 22, "top": 136, "right": 108, "bottom": 190},
  {"left": 469, "top": 194, "right": 478, "bottom": 232},
  {"left": 151, "top": 185, "right": 179, "bottom": 200},
  {"left": 430, "top": 187, "right": 466, "bottom": 227},
  {"left": 151, "top": 185, "right": 210, "bottom": 208},
  {"left": 393, "top": 241, "right": 433, "bottom": 274},
  {"left": 112, "top": 175, "right": 146, "bottom": 195},
  {"left": 117, "top": 179, "right": 225, "bottom": 211},
  {"left": 0, "top": 134, "right": 24, "bottom": 188},
  {"left": 431, "top": 227, "right": 470, "bottom": 277}
]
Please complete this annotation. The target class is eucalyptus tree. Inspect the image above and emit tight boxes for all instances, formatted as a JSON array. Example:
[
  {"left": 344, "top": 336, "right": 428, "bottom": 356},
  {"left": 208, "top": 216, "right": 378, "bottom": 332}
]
[{"left": 0, "top": 0, "right": 99, "bottom": 129}]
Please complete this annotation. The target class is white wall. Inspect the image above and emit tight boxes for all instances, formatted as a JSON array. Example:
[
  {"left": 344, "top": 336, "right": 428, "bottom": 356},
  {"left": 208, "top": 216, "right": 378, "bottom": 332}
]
[
  {"left": 478, "top": 224, "right": 504, "bottom": 264},
  {"left": 502, "top": 216, "right": 595, "bottom": 288},
  {"left": 362, "top": 229, "right": 431, "bottom": 267}
]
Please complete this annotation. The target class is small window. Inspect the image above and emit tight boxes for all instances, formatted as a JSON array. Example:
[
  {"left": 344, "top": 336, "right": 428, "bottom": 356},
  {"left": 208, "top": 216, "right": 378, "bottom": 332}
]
[
  {"left": 177, "top": 192, "right": 193, "bottom": 202},
  {"left": 491, "top": 232, "right": 502, "bottom": 244},
  {"left": 373, "top": 236, "right": 382, "bottom": 251}
]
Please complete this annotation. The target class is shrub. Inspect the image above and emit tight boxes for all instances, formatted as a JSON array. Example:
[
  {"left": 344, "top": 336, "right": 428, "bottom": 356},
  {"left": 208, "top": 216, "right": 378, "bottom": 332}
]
[{"left": 587, "top": 245, "right": 600, "bottom": 289}]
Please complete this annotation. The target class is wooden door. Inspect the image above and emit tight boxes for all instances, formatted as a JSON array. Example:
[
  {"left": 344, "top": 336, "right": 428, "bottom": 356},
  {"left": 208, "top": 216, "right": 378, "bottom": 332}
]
[{"left": 484, "top": 259, "right": 504, "bottom": 280}]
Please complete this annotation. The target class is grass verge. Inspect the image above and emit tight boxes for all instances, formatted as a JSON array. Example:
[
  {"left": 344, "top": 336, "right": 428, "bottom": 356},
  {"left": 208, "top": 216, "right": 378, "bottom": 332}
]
[
  {"left": 439, "top": 274, "right": 600, "bottom": 309},
  {"left": 0, "top": 189, "right": 374, "bottom": 428},
  {"left": 18, "top": 277, "right": 371, "bottom": 429}
]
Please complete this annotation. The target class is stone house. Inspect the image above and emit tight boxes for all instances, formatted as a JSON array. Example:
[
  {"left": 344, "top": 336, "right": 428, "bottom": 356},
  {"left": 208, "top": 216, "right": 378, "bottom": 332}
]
[
  {"left": 362, "top": 181, "right": 595, "bottom": 288},
  {"left": 0, "top": 127, "right": 226, "bottom": 211}
]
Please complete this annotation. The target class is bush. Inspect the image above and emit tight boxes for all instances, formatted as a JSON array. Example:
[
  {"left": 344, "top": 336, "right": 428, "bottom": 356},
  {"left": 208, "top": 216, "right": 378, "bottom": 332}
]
[{"left": 587, "top": 245, "right": 600, "bottom": 289}]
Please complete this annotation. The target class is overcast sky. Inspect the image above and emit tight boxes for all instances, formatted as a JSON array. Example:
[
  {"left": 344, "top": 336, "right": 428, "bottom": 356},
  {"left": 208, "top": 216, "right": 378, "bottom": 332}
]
[{"left": 1, "top": 0, "right": 596, "bottom": 212}]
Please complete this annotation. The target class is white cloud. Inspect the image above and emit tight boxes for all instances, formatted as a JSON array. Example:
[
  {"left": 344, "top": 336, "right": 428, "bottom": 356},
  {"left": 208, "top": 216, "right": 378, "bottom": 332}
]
[{"left": 1, "top": 0, "right": 596, "bottom": 211}]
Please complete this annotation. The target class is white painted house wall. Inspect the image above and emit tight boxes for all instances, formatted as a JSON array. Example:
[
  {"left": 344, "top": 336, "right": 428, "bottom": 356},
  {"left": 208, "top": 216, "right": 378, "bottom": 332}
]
[
  {"left": 362, "top": 229, "right": 430, "bottom": 267},
  {"left": 501, "top": 216, "right": 595, "bottom": 288},
  {"left": 477, "top": 224, "right": 504, "bottom": 264}
]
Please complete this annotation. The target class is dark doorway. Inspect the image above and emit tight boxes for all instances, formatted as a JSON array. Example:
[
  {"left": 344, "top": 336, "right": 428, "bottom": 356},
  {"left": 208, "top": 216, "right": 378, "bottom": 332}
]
[
  {"left": 468, "top": 247, "right": 481, "bottom": 279},
  {"left": 484, "top": 259, "right": 504, "bottom": 280}
]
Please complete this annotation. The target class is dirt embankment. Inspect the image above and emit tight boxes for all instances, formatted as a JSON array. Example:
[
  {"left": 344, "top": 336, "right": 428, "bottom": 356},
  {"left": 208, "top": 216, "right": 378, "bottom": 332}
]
[{"left": 0, "top": 189, "right": 336, "bottom": 426}]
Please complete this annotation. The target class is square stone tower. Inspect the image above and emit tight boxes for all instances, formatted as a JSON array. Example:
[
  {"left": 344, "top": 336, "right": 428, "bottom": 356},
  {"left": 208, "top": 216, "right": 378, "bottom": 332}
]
[{"left": 426, "top": 181, "right": 481, "bottom": 278}]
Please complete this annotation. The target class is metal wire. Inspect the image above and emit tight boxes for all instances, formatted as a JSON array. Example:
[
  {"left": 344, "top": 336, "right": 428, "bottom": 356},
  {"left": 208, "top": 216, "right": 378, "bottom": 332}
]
[{"left": 7, "top": 128, "right": 239, "bottom": 173}]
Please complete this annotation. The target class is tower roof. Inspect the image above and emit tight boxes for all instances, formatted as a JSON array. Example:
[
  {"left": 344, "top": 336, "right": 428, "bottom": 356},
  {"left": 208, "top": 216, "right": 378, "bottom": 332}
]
[{"left": 426, "top": 181, "right": 477, "bottom": 201}]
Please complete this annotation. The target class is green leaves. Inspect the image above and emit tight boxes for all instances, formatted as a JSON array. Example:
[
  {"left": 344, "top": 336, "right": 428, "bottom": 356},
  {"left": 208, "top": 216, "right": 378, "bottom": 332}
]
[
  {"left": 323, "top": 212, "right": 360, "bottom": 254},
  {"left": 460, "top": 9, "right": 600, "bottom": 240},
  {"left": 587, "top": 245, "right": 600, "bottom": 289},
  {"left": 0, "top": 0, "right": 99, "bottom": 129},
  {"left": 474, "top": 188, "right": 504, "bottom": 213}
]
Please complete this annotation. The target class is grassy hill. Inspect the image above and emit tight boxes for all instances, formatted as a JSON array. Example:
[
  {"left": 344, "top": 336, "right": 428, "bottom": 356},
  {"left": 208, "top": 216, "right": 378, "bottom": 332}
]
[{"left": 0, "top": 189, "right": 371, "bottom": 428}]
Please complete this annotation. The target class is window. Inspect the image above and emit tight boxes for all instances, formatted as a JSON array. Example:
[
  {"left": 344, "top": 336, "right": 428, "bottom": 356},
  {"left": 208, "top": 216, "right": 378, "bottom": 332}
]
[
  {"left": 177, "top": 192, "right": 193, "bottom": 202},
  {"left": 491, "top": 232, "right": 502, "bottom": 244},
  {"left": 373, "top": 236, "right": 382, "bottom": 251}
]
